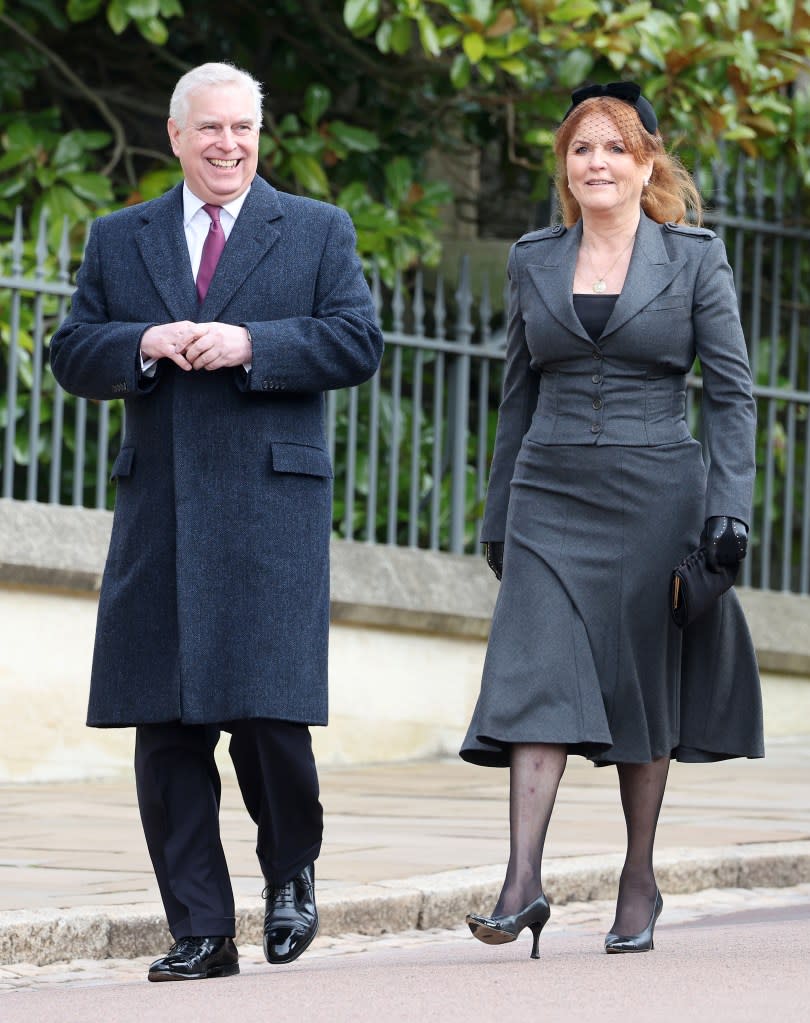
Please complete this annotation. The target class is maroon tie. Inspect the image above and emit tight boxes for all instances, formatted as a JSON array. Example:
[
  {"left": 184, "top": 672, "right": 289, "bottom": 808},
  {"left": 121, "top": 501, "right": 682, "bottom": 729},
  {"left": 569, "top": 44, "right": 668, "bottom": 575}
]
[{"left": 196, "top": 204, "right": 225, "bottom": 301}]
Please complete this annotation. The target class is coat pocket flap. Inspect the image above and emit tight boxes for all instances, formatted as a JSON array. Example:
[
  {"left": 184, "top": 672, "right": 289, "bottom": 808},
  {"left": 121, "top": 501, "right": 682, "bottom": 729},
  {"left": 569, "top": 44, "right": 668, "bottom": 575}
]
[
  {"left": 270, "top": 442, "right": 333, "bottom": 478},
  {"left": 110, "top": 446, "right": 135, "bottom": 481}
]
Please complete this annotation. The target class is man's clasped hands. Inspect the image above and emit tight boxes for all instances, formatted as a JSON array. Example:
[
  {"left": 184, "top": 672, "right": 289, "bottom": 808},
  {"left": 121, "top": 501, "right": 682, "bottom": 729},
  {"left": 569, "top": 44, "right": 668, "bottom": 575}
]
[{"left": 141, "top": 320, "right": 252, "bottom": 372}]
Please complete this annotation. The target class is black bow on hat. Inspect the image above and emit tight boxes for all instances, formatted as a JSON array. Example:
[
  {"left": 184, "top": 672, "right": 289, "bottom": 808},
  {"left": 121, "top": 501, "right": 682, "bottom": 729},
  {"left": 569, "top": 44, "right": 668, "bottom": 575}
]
[{"left": 562, "top": 81, "right": 658, "bottom": 134}]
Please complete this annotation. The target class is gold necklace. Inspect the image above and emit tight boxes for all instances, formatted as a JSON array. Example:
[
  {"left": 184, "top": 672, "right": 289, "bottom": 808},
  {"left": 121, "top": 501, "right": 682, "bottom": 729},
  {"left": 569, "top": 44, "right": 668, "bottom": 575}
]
[{"left": 583, "top": 237, "right": 635, "bottom": 293}]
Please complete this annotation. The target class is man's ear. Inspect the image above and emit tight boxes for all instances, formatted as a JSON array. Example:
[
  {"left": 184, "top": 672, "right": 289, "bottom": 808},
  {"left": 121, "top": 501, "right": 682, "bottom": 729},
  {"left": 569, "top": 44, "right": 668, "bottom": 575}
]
[{"left": 167, "top": 118, "right": 181, "bottom": 157}]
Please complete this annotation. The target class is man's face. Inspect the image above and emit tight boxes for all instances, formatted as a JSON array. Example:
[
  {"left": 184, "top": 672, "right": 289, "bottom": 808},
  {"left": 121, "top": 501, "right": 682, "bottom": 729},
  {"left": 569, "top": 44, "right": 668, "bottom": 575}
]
[{"left": 168, "top": 83, "right": 260, "bottom": 204}]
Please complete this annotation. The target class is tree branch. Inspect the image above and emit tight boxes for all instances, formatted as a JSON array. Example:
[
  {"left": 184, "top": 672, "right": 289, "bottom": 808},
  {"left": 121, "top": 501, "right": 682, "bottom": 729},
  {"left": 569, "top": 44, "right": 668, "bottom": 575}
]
[
  {"left": 0, "top": 12, "right": 127, "bottom": 178},
  {"left": 506, "top": 101, "right": 543, "bottom": 172}
]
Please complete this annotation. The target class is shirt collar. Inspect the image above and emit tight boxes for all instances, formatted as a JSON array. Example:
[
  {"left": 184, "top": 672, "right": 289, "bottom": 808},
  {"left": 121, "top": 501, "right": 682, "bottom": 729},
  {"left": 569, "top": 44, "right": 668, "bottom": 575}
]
[{"left": 182, "top": 182, "right": 251, "bottom": 226}]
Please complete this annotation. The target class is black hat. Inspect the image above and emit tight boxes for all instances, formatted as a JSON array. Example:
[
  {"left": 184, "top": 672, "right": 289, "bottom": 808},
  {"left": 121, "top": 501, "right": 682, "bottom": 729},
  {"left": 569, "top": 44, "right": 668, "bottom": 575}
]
[{"left": 562, "top": 81, "right": 658, "bottom": 134}]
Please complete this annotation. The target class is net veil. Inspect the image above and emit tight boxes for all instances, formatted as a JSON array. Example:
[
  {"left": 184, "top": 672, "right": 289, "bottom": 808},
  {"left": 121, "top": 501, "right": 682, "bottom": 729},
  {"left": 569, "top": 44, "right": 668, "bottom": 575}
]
[{"left": 561, "top": 97, "right": 658, "bottom": 164}]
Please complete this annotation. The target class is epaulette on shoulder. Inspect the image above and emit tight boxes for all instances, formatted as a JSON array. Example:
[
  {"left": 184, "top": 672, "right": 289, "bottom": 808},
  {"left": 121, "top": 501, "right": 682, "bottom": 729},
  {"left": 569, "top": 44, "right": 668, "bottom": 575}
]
[
  {"left": 663, "top": 222, "right": 715, "bottom": 240},
  {"left": 516, "top": 224, "right": 567, "bottom": 244}
]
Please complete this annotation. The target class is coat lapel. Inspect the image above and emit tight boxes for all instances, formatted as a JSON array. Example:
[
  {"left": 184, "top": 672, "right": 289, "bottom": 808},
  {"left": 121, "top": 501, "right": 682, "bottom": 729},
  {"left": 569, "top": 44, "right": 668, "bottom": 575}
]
[
  {"left": 135, "top": 185, "right": 198, "bottom": 320},
  {"left": 198, "top": 177, "right": 283, "bottom": 322},
  {"left": 524, "top": 221, "right": 593, "bottom": 343},
  {"left": 601, "top": 212, "right": 686, "bottom": 340}
]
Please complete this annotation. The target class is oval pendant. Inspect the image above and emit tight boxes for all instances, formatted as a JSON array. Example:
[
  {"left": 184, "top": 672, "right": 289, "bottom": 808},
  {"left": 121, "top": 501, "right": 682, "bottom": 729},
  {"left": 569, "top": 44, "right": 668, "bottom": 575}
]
[{"left": 592, "top": 279, "right": 606, "bottom": 293}]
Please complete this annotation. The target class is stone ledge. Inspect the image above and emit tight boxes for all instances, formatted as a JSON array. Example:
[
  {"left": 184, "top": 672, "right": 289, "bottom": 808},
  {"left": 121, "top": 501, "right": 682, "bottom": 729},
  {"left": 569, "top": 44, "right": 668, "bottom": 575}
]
[
  {"left": 0, "top": 499, "right": 499, "bottom": 639},
  {"left": 1, "top": 498, "right": 809, "bottom": 672},
  {"left": 2, "top": 841, "right": 808, "bottom": 966}
]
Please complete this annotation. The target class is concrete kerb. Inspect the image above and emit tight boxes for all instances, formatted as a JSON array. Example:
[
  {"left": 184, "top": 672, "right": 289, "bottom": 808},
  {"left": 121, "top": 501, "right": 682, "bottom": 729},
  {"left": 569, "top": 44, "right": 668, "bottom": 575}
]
[{"left": 3, "top": 840, "right": 809, "bottom": 968}]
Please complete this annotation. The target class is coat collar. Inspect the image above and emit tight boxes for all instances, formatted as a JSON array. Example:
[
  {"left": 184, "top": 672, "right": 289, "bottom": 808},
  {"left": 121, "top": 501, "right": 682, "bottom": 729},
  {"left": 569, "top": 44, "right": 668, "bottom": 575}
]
[
  {"left": 135, "top": 176, "right": 285, "bottom": 321},
  {"left": 523, "top": 211, "right": 687, "bottom": 346}
]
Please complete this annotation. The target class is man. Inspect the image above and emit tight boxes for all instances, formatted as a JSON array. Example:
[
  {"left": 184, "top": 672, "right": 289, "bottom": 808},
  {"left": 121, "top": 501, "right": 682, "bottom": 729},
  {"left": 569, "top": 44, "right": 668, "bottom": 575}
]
[{"left": 49, "top": 62, "right": 383, "bottom": 981}]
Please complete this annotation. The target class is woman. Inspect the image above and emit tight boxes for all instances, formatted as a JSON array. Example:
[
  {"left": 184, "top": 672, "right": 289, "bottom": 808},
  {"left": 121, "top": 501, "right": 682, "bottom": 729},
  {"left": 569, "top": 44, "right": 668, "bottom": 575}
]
[{"left": 461, "top": 82, "right": 763, "bottom": 959}]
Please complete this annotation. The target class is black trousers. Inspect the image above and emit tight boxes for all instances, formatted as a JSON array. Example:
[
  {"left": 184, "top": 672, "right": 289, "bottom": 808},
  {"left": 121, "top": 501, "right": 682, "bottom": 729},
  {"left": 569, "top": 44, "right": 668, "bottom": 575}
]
[{"left": 134, "top": 718, "right": 323, "bottom": 940}]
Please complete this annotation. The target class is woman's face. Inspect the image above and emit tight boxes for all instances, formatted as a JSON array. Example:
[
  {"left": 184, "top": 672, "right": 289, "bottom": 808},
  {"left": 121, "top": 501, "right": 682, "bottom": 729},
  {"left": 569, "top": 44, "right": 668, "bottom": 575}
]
[{"left": 565, "top": 111, "right": 653, "bottom": 219}]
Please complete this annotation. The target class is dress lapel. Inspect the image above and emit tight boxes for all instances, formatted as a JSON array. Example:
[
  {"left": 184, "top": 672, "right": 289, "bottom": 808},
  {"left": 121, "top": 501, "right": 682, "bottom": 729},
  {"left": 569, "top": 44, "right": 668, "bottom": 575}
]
[
  {"left": 523, "top": 212, "right": 688, "bottom": 348},
  {"left": 523, "top": 221, "right": 593, "bottom": 344},
  {"left": 601, "top": 212, "right": 686, "bottom": 340}
]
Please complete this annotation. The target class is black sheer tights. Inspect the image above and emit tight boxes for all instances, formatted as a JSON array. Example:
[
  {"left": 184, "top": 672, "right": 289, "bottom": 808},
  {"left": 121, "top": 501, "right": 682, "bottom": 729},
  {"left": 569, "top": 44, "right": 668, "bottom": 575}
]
[
  {"left": 493, "top": 745, "right": 670, "bottom": 934},
  {"left": 493, "top": 743, "right": 567, "bottom": 916},
  {"left": 609, "top": 756, "right": 670, "bottom": 935}
]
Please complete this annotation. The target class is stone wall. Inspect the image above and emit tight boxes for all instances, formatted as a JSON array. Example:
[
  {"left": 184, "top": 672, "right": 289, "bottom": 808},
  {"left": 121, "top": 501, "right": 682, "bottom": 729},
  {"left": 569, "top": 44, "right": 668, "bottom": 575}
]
[{"left": 1, "top": 498, "right": 808, "bottom": 781}]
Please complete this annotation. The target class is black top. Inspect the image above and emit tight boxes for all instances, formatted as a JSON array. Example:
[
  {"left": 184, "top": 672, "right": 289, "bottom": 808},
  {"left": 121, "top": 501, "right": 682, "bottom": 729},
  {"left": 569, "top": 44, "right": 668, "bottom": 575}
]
[{"left": 573, "top": 293, "right": 618, "bottom": 342}]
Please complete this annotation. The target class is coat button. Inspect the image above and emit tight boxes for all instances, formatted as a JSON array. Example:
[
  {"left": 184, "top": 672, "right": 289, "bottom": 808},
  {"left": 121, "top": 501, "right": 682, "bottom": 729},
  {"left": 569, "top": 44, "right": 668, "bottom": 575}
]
[
  {"left": 592, "top": 351, "right": 602, "bottom": 359},
  {"left": 592, "top": 398, "right": 603, "bottom": 410},
  {"left": 591, "top": 423, "right": 601, "bottom": 434},
  {"left": 592, "top": 373, "right": 602, "bottom": 384}
]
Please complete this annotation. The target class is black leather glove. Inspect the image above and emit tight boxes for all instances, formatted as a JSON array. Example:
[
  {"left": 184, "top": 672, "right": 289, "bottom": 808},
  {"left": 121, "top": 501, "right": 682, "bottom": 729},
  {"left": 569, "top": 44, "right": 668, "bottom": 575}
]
[
  {"left": 484, "top": 541, "right": 504, "bottom": 581},
  {"left": 702, "top": 516, "right": 748, "bottom": 572}
]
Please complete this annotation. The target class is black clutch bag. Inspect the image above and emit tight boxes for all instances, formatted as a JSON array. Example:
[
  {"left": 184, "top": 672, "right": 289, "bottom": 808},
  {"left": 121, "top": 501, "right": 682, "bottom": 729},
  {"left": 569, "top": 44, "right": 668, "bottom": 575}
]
[{"left": 670, "top": 546, "right": 739, "bottom": 628}]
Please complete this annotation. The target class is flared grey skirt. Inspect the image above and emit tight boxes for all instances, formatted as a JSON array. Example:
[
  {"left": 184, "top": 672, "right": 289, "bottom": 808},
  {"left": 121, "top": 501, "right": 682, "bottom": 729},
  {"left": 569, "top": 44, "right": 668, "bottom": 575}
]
[{"left": 461, "top": 438, "right": 763, "bottom": 768}]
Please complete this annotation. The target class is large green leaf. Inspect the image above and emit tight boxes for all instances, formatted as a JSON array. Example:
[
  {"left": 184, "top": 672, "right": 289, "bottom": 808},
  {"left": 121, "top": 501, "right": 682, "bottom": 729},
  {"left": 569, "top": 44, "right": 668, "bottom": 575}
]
[
  {"left": 0, "top": 178, "right": 26, "bottom": 199},
  {"left": 389, "top": 15, "right": 413, "bottom": 55},
  {"left": 463, "top": 33, "right": 486, "bottom": 64},
  {"left": 288, "top": 153, "right": 330, "bottom": 196},
  {"left": 417, "top": 15, "right": 441, "bottom": 57},
  {"left": 122, "top": 0, "right": 160, "bottom": 16},
  {"left": 303, "top": 84, "right": 331, "bottom": 128},
  {"left": 60, "top": 172, "right": 115, "bottom": 202},
  {"left": 547, "top": 0, "right": 599, "bottom": 23},
  {"left": 329, "top": 122, "right": 379, "bottom": 153},
  {"left": 343, "top": 0, "right": 380, "bottom": 37},
  {"left": 35, "top": 185, "right": 91, "bottom": 231},
  {"left": 384, "top": 156, "right": 413, "bottom": 205},
  {"left": 135, "top": 16, "right": 169, "bottom": 45},
  {"left": 66, "top": 0, "right": 103, "bottom": 22},
  {"left": 450, "top": 54, "right": 471, "bottom": 89}
]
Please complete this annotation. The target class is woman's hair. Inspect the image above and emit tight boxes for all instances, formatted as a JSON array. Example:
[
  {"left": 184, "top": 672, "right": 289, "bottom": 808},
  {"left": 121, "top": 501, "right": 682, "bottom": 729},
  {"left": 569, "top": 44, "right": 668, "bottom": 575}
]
[
  {"left": 169, "top": 62, "right": 264, "bottom": 128},
  {"left": 552, "top": 96, "right": 702, "bottom": 227}
]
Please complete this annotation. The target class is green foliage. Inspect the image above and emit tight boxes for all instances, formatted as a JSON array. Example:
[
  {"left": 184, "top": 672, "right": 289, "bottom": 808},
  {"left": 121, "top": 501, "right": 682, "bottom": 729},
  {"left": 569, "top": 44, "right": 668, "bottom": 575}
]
[
  {"left": 0, "top": 112, "right": 113, "bottom": 247},
  {"left": 1, "top": 0, "right": 807, "bottom": 278},
  {"left": 345, "top": 0, "right": 810, "bottom": 175},
  {"left": 67, "top": 0, "right": 184, "bottom": 44},
  {"left": 0, "top": 2, "right": 454, "bottom": 273}
]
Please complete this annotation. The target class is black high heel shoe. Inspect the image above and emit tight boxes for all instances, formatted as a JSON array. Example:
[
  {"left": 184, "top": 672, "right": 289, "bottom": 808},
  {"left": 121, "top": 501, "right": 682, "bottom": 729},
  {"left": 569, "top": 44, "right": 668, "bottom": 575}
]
[
  {"left": 466, "top": 893, "right": 550, "bottom": 960},
  {"left": 604, "top": 888, "right": 663, "bottom": 953}
]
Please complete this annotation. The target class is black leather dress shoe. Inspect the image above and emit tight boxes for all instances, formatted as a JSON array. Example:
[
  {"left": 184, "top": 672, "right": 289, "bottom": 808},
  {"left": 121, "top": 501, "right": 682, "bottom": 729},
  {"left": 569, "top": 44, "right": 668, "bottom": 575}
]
[
  {"left": 147, "top": 936, "right": 239, "bottom": 981},
  {"left": 263, "top": 863, "right": 318, "bottom": 964}
]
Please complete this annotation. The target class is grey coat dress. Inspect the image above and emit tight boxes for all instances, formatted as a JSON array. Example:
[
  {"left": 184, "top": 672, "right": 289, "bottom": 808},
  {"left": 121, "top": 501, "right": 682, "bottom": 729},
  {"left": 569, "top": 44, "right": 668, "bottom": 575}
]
[
  {"left": 49, "top": 177, "right": 384, "bottom": 728},
  {"left": 461, "top": 211, "right": 763, "bottom": 768}
]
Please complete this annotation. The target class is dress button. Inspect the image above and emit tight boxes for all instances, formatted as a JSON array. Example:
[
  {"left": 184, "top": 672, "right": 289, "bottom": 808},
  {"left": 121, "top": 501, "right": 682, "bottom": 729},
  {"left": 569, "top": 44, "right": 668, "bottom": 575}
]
[
  {"left": 592, "top": 374, "right": 602, "bottom": 384},
  {"left": 591, "top": 423, "right": 601, "bottom": 434},
  {"left": 592, "top": 398, "right": 603, "bottom": 410},
  {"left": 592, "top": 351, "right": 602, "bottom": 360}
]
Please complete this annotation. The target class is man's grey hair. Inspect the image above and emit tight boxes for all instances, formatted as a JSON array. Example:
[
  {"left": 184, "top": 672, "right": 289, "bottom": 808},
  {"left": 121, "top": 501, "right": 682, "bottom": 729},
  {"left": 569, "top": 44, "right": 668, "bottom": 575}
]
[{"left": 169, "top": 62, "right": 264, "bottom": 128}]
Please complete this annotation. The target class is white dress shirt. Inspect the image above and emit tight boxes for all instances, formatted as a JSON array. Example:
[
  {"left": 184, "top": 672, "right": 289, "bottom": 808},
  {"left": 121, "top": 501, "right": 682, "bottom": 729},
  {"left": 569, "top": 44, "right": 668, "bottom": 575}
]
[{"left": 140, "top": 183, "right": 252, "bottom": 373}]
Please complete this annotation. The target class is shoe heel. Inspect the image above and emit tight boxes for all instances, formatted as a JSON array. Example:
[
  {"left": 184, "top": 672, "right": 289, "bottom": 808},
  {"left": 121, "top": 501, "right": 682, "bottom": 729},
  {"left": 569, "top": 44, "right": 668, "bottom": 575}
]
[{"left": 529, "top": 920, "right": 545, "bottom": 960}]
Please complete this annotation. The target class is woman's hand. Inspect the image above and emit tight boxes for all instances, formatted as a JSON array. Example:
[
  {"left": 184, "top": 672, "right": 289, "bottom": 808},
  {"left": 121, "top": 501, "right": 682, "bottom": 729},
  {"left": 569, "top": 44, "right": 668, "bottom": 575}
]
[{"left": 702, "top": 516, "right": 748, "bottom": 571}]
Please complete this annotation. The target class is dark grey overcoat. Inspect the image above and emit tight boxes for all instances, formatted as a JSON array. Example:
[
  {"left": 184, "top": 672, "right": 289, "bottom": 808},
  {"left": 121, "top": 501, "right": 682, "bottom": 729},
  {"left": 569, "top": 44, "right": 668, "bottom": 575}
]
[
  {"left": 50, "top": 177, "right": 383, "bottom": 727},
  {"left": 461, "top": 212, "right": 763, "bottom": 767}
]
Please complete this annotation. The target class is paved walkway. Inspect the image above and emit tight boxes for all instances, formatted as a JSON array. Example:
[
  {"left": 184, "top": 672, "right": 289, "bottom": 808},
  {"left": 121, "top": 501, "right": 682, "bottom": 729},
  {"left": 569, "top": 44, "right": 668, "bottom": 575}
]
[{"left": 1, "top": 736, "right": 809, "bottom": 965}]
